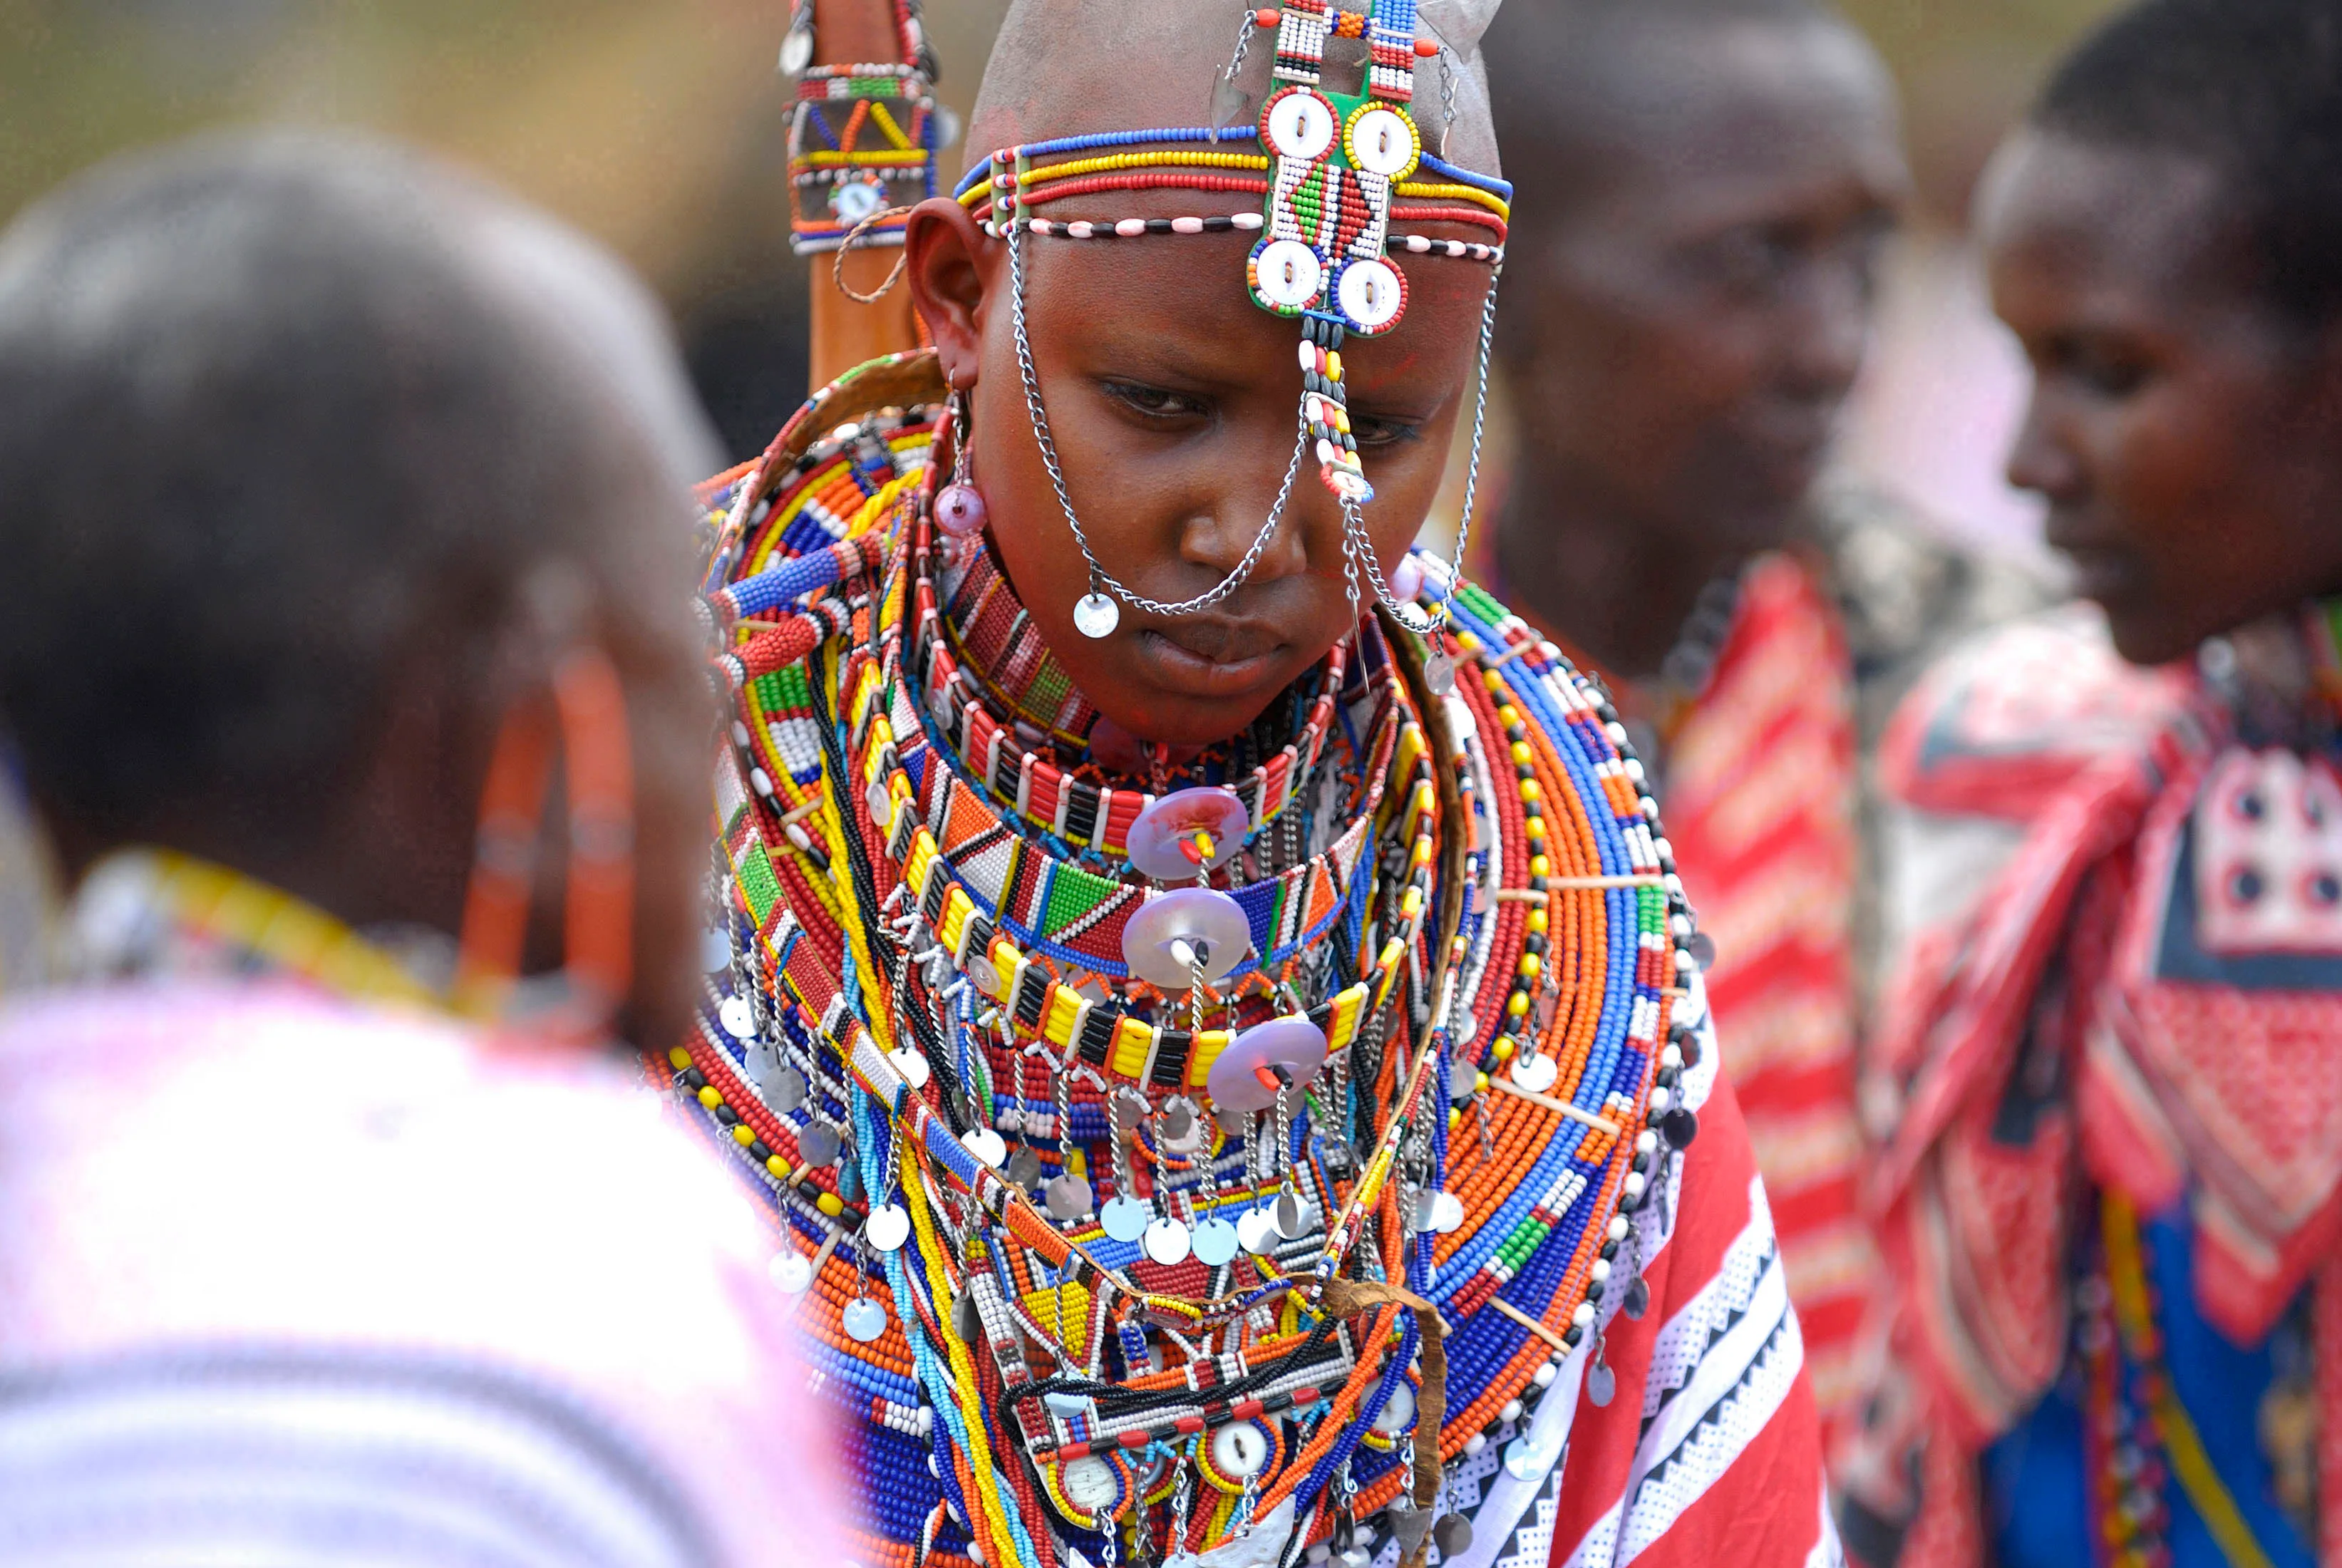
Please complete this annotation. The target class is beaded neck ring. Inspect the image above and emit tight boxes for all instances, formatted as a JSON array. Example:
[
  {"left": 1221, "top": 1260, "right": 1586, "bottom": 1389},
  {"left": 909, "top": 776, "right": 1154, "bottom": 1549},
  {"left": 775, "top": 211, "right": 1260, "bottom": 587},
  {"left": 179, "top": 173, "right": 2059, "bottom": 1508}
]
[
  {"left": 947, "top": 0, "right": 1508, "bottom": 646},
  {"left": 781, "top": 0, "right": 944, "bottom": 257}
]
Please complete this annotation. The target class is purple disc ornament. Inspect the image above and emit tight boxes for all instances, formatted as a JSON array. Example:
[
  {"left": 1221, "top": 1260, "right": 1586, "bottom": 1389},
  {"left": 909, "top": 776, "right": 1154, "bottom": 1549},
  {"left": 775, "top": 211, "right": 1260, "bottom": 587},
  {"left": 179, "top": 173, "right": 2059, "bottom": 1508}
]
[
  {"left": 1122, "top": 885, "right": 1252, "bottom": 988},
  {"left": 1126, "top": 786, "right": 1249, "bottom": 881},
  {"left": 1206, "top": 1015, "right": 1329, "bottom": 1113},
  {"left": 935, "top": 482, "right": 989, "bottom": 538}
]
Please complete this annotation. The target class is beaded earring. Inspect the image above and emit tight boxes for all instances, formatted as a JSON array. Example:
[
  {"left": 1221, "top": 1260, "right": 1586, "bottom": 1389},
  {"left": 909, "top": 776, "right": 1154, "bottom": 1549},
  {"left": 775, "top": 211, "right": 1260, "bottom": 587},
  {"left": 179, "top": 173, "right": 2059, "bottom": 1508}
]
[
  {"left": 934, "top": 388, "right": 988, "bottom": 539},
  {"left": 455, "top": 646, "right": 636, "bottom": 1038}
]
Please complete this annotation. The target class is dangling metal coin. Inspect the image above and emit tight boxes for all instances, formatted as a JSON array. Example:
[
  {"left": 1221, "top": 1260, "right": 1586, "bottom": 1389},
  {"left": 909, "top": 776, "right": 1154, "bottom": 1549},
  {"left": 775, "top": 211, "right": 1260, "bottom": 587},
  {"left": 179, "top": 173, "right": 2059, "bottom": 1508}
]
[
  {"left": 1100, "top": 1194, "right": 1152, "bottom": 1243},
  {"left": 1160, "top": 1103, "right": 1199, "bottom": 1150},
  {"left": 1073, "top": 591, "right": 1120, "bottom": 639},
  {"left": 719, "top": 996, "right": 755, "bottom": 1038},
  {"left": 1190, "top": 1215, "right": 1241, "bottom": 1267},
  {"left": 866, "top": 1202, "right": 912, "bottom": 1252},
  {"left": 702, "top": 928, "right": 733, "bottom": 974},
  {"left": 963, "top": 1128, "right": 1008, "bottom": 1167},
  {"left": 1432, "top": 1514, "right": 1475, "bottom": 1557},
  {"left": 1448, "top": 1068, "right": 1480, "bottom": 1106},
  {"left": 1005, "top": 1147, "right": 1045, "bottom": 1188},
  {"left": 842, "top": 1297, "right": 889, "bottom": 1343},
  {"left": 769, "top": 1065, "right": 808, "bottom": 1113},
  {"left": 778, "top": 22, "right": 815, "bottom": 75},
  {"left": 1622, "top": 1274, "right": 1651, "bottom": 1320},
  {"left": 1587, "top": 1359, "right": 1617, "bottom": 1408},
  {"left": 1046, "top": 1173, "right": 1093, "bottom": 1222},
  {"left": 1237, "top": 1205, "right": 1280, "bottom": 1256},
  {"left": 1661, "top": 1105, "right": 1701, "bottom": 1149},
  {"left": 798, "top": 1123, "right": 842, "bottom": 1167},
  {"left": 1685, "top": 929, "right": 1718, "bottom": 968},
  {"left": 1504, "top": 1430, "right": 1564, "bottom": 1481},
  {"left": 1511, "top": 1053, "right": 1559, "bottom": 1095},
  {"left": 1423, "top": 651, "right": 1456, "bottom": 696},
  {"left": 1371, "top": 1381, "right": 1416, "bottom": 1435},
  {"left": 768, "top": 1251, "right": 813, "bottom": 1294},
  {"left": 1274, "top": 1192, "right": 1319, "bottom": 1241},
  {"left": 1142, "top": 1216, "right": 1192, "bottom": 1265},
  {"left": 1413, "top": 1190, "right": 1443, "bottom": 1232},
  {"left": 887, "top": 1046, "right": 931, "bottom": 1090},
  {"left": 1431, "top": 1191, "right": 1466, "bottom": 1234}
]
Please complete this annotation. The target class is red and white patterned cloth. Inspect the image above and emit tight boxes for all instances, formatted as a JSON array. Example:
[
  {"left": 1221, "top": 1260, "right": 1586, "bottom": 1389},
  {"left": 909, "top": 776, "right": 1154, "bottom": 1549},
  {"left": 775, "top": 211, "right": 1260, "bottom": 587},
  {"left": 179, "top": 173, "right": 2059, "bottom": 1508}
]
[
  {"left": 1840, "top": 604, "right": 2342, "bottom": 1565},
  {"left": 1659, "top": 557, "right": 1874, "bottom": 1435},
  {"left": 1523, "top": 976, "right": 1842, "bottom": 1568}
]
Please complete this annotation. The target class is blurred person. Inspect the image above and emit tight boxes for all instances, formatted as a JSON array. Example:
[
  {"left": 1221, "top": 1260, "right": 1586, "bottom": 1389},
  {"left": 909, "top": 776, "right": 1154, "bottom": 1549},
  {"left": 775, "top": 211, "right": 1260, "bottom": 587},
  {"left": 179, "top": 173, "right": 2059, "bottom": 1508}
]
[
  {"left": 0, "top": 131, "right": 841, "bottom": 1567},
  {"left": 1480, "top": 0, "right": 2044, "bottom": 1436},
  {"left": 671, "top": 0, "right": 1842, "bottom": 1563},
  {"left": 1836, "top": 1, "right": 2342, "bottom": 1564}
]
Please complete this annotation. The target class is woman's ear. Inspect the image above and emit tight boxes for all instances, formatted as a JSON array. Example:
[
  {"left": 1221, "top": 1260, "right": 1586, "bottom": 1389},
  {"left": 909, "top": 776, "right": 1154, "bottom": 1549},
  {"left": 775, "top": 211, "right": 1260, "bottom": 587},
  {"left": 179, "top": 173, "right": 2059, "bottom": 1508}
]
[{"left": 904, "top": 196, "right": 992, "bottom": 391}]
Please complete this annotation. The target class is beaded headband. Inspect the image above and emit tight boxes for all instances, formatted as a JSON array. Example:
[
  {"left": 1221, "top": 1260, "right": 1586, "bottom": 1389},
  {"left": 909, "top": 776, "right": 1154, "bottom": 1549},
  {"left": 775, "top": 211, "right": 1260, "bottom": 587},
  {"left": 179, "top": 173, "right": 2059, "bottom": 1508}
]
[{"left": 946, "top": 0, "right": 1509, "bottom": 649}]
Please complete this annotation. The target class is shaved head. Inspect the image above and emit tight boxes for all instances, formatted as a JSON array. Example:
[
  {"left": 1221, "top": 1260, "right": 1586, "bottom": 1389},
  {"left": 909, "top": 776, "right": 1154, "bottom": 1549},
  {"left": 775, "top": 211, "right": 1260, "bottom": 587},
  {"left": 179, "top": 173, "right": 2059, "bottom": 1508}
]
[
  {"left": 1486, "top": 0, "right": 1867, "bottom": 237},
  {"left": 970, "top": 0, "right": 1500, "bottom": 176},
  {"left": 0, "top": 130, "right": 722, "bottom": 1043}
]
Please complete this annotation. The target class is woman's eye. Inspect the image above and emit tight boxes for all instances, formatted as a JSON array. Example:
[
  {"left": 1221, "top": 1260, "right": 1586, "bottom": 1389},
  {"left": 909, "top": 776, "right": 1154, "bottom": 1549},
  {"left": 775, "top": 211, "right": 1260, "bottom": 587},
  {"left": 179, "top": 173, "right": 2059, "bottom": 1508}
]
[
  {"left": 1347, "top": 413, "right": 1420, "bottom": 450},
  {"left": 2053, "top": 336, "right": 2151, "bottom": 400},
  {"left": 1103, "top": 381, "right": 1209, "bottom": 421}
]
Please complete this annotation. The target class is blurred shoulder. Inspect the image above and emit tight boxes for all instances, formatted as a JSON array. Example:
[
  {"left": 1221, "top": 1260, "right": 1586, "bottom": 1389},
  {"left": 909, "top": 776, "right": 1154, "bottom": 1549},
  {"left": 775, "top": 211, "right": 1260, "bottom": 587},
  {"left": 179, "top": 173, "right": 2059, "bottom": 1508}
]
[
  {"left": 1874, "top": 601, "right": 2188, "bottom": 822},
  {"left": 1804, "top": 479, "right": 2062, "bottom": 741}
]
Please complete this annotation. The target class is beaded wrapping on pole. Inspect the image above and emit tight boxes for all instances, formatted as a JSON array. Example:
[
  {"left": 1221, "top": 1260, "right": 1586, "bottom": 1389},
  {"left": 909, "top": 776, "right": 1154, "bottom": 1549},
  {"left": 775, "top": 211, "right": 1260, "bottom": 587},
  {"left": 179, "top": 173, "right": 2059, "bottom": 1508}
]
[
  {"left": 665, "top": 353, "right": 1725, "bottom": 1568},
  {"left": 782, "top": 0, "right": 942, "bottom": 255}
]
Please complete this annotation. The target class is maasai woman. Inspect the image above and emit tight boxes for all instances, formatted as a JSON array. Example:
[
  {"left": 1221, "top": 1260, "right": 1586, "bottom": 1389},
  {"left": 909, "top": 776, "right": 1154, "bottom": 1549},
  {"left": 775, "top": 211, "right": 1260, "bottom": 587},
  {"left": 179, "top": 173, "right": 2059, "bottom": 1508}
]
[
  {"left": 681, "top": 3, "right": 1835, "bottom": 1565},
  {"left": 1837, "top": 2, "right": 2342, "bottom": 1564}
]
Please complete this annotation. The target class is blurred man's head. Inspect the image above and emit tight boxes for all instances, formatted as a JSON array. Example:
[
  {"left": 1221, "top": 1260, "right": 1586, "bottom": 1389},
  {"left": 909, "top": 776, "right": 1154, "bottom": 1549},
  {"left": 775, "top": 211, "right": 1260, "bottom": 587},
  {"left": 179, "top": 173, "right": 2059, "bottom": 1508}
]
[
  {"left": 0, "top": 133, "right": 718, "bottom": 1043},
  {"left": 904, "top": 0, "right": 1503, "bottom": 748},
  {"left": 1982, "top": 0, "right": 2342, "bottom": 667},
  {"left": 1486, "top": 0, "right": 1906, "bottom": 556}
]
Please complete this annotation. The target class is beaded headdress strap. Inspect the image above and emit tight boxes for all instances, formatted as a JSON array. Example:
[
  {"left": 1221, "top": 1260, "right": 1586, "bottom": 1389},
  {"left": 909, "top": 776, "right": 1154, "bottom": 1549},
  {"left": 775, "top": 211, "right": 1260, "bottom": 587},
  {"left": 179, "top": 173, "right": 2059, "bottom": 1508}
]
[{"left": 949, "top": 0, "right": 1508, "bottom": 645}]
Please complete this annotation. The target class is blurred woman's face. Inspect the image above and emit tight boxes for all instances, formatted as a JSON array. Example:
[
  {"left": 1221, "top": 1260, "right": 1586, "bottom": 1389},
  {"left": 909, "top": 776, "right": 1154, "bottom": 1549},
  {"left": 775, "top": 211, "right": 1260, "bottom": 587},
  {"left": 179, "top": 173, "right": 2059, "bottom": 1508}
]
[{"left": 1982, "top": 130, "right": 2342, "bottom": 666}]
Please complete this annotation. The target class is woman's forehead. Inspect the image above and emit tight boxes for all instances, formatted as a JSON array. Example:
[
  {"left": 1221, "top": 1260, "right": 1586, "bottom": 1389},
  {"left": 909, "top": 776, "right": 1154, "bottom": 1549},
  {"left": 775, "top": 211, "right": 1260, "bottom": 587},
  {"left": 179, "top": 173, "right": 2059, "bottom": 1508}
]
[{"left": 1981, "top": 133, "right": 2234, "bottom": 294}]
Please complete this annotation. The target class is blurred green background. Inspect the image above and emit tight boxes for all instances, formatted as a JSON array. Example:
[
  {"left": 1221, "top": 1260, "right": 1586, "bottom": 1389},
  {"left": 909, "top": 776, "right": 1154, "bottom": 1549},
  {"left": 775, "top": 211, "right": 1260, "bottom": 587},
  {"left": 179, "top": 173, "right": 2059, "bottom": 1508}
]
[{"left": 0, "top": 0, "right": 2119, "bottom": 462}]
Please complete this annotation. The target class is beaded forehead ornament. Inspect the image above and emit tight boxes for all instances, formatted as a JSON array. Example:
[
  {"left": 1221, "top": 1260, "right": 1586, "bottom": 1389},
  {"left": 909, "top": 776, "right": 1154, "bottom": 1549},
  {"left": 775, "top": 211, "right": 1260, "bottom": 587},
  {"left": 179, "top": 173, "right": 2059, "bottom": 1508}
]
[{"left": 949, "top": 0, "right": 1509, "bottom": 644}]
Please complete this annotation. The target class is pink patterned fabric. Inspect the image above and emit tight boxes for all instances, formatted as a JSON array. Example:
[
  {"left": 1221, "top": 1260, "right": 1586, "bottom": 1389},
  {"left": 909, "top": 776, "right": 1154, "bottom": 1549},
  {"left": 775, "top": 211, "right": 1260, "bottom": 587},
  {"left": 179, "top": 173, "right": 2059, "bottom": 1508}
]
[{"left": 0, "top": 979, "right": 844, "bottom": 1568}]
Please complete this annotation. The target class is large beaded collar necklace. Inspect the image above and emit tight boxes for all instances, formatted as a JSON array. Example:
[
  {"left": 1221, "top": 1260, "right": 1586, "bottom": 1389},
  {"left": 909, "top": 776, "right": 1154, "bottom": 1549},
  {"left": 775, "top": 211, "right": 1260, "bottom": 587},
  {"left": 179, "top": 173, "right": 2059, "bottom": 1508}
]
[{"left": 674, "top": 325, "right": 1716, "bottom": 1568}]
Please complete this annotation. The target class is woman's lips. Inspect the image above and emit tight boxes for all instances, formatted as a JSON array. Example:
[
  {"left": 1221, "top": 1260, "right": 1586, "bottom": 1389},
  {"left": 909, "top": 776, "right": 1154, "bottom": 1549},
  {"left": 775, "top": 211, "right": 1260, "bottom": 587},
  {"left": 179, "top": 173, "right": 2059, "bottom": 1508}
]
[{"left": 1135, "top": 625, "right": 1289, "bottom": 698}]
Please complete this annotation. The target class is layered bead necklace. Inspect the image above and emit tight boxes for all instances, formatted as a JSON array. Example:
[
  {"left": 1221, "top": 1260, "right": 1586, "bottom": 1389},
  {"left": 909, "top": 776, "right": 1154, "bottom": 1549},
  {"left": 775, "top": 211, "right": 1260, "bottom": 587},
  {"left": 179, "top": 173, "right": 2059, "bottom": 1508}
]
[{"left": 671, "top": 344, "right": 1714, "bottom": 1568}]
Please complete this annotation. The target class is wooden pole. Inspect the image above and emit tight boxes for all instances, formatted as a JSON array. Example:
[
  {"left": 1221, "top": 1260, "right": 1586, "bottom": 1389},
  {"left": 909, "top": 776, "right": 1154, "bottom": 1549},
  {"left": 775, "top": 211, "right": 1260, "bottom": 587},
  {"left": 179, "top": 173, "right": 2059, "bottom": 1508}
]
[{"left": 805, "top": 0, "right": 927, "bottom": 389}]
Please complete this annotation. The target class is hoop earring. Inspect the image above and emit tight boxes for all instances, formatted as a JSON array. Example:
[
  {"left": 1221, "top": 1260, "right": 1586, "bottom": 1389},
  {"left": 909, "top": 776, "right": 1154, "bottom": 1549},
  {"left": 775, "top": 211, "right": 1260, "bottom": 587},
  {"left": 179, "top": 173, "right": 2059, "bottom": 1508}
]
[
  {"left": 934, "top": 388, "right": 988, "bottom": 538},
  {"left": 455, "top": 647, "right": 636, "bottom": 1038}
]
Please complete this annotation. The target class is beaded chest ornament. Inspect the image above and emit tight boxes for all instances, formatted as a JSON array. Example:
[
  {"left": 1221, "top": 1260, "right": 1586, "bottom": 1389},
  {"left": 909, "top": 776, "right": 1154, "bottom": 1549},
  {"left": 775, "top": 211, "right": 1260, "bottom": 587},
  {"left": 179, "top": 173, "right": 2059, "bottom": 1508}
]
[
  {"left": 949, "top": 0, "right": 1508, "bottom": 646},
  {"left": 676, "top": 340, "right": 1715, "bottom": 1568}
]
